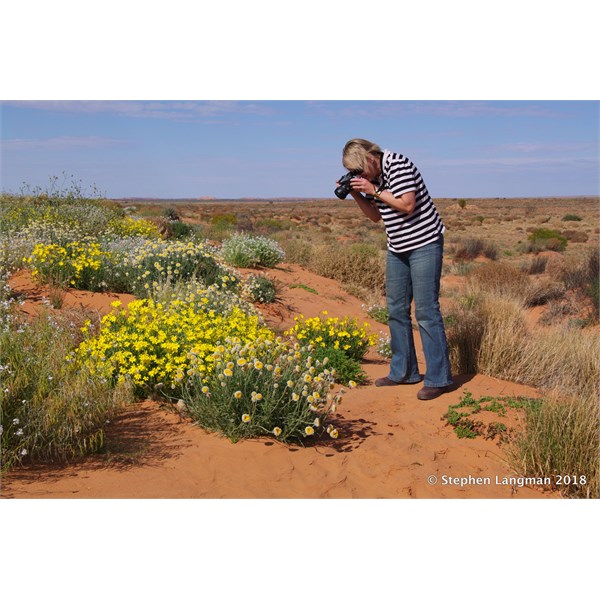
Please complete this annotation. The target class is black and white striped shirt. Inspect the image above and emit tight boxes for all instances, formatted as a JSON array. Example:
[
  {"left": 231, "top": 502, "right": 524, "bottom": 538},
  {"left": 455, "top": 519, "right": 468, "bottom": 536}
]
[{"left": 371, "top": 150, "right": 445, "bottom": 253}]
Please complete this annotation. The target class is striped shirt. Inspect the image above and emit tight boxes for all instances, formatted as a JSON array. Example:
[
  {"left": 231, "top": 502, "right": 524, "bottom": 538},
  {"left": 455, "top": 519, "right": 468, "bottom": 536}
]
[{"left": 371, "top": 149, "right": 445, "bottom": 253}]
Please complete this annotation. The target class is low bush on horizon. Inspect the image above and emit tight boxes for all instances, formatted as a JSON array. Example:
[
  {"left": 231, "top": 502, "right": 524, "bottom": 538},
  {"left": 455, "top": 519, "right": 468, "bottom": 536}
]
[
  {"left": 525, "top": 228, "right": 568, "bottom": 253},
  {"left": 452, "top": 237, "right": 499, "bottom": 261}
]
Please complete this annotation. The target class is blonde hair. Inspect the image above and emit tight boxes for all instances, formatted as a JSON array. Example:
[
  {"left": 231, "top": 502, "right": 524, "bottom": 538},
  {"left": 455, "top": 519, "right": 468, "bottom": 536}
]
[{"left": 342, "top": 138, "right": 382, "bottom": 172}]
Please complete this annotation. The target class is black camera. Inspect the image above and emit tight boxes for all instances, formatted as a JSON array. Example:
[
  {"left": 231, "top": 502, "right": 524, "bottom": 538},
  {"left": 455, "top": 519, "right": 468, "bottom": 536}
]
[{"left": 334, "top": 170, "right": 362, "bottom": 199}]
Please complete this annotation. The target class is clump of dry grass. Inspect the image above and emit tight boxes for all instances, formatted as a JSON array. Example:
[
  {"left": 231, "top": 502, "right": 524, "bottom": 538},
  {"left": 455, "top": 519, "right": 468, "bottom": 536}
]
[
  {"left": 507, "top": 391, "right": 599, "bottom": 498},
  {"left": 467, "top": 261, "right": 565, "bottom": 307},
  {"left": 304, "top": 243, "right": 386, "bottom": 296},
  {"left": 451, "top": 237, "right": 499, "bottom": 261},
  {"left": 446, "top": 290, "right": 599, "bottom": 401},
  {"left": 444, "top": 295, "right": 487, "bottom": 374},
  {"left": 444, "top": 291, "right": 599, "bottom": 497},
  {"left": 561, "top": 249, "right": 599, "bottom": 323},
  {"left": 275, "top": 236, "right": 314, "bottom": 266}
]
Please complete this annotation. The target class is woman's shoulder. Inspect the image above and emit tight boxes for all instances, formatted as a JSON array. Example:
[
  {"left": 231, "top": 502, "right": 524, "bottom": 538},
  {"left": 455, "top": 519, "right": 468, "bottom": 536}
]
[{"left": 383, "top": 149, "right": 412, "bottom": 167}]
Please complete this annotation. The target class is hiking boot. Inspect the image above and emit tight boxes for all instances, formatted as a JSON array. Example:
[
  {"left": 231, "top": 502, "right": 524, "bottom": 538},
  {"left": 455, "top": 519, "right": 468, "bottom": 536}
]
[
  {"left": 417, "top": 386, "right": 449, "bottom": 400},
  {"left": 375, "top": 376, "right": 419, "bottom": 387}
]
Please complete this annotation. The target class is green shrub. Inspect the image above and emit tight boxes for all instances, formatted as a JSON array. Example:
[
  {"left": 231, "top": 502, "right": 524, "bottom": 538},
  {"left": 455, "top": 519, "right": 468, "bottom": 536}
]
[
  {"left": 245, "top": 274, "right": 279, "bottom": 303},
  {"left": 177, "top": 337, "right": 342, "bottom": 444},
  {"left": 163, "top": 207, "right": 181, "bottom": 221},
  {"left": 221, "top": 233, "right": 285, "bottom": 268},
  {"left": 309, "top": 345, "right": 367, "bottom": 386},
  {"left": 170, "top": 220, "right": 195, "bottom": 239},
  {"left": 527, "top": 228, "right": 568, "bottom": 252},
  {"left": 562, "top": 214, "right": 582, "bottom": 222}
]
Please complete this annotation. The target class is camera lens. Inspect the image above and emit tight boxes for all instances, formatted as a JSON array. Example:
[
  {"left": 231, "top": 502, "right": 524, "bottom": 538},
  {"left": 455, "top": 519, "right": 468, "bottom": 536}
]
[{"left": 334, "top": 184, "right": 350, "bottom": 199}]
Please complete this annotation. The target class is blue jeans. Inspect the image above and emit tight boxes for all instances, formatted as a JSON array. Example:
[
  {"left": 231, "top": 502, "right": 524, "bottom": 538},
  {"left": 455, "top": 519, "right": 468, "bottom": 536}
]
[{"left": 386, "top": 236, "right": 453, "bottom": 387}]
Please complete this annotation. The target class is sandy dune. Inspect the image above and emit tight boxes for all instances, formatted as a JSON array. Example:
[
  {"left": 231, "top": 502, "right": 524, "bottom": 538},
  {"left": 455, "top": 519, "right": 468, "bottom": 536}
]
[{"left": 1, "top": 266, "right": 558, "bottom": 499}]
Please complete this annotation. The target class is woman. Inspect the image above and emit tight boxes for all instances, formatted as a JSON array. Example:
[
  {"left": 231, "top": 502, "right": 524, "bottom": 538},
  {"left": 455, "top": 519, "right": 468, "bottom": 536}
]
[{"left": 342, "top": 138, "right": 453, "bottom": 400}]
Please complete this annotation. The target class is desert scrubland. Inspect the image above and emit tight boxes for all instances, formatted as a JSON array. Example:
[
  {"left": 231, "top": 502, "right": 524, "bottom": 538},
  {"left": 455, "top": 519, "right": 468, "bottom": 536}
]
[{"left": 1, "top": 192, "right": 598, "bottom": 498}]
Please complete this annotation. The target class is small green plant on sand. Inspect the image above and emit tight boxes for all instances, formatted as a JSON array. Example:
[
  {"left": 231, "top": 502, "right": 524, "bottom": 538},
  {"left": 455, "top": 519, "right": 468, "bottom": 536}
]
[
  {"left": 442, "top": 391, "right": 540, "bottom": 441},
  {"left": 289, "top": 283, "right": 318, "bottom": 294}
]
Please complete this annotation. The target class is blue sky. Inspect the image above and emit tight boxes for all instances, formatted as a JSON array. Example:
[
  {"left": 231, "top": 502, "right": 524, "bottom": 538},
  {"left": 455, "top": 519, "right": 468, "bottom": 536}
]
[{"left": 1, "top": 100, "right": 598, "bottom": 200}]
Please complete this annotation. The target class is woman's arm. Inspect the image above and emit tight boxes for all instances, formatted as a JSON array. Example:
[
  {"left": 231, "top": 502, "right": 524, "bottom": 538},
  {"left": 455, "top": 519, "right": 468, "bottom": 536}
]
[
  {"left": 350, "top": 177, "right": 416, "bottom": 216},
  {"left": 349, "top": 190, "right": 381, "bottom": 222},
  {"left": 376, "top": 189, "right": 416, "bottom": 214}
]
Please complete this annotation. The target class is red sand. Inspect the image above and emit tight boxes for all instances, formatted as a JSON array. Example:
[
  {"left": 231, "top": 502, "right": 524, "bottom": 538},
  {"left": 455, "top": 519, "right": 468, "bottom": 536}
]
[{"left": 1, "top": 267, "right": 558, "bottom": 499}]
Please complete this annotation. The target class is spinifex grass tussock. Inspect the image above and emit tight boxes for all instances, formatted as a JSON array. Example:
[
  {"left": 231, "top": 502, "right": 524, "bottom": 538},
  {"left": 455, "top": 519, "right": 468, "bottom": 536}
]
[
  {"left": 561, "top": 249, "right": 599, "bottom": 322},
  {"left": 452, "top": 237, "right": 499, "bottom": 261},
  {"left": 0, "top": 307, "right": 134, "bottom": 470},
  {"left": 445, "top": 290, "right": 600, "bottom": 403},
  {"left": 506, "top": 327, "right": 600, "bottom": 404},
  {"left": 176, "top": 337, "right": 343, "bottom": 444},
  {"left": 274, "top": 237, "right": 313, "bottom": 267},
  {"left": 476, "top": 294, "right": 528, "bottom": 381},
  {"left": 75, "top": 297, "right": 273, "bottom": 395},
  {"left": 506, "top": 391, "right": 599, "bottom": 498},
  {"left": 444, "top": 294, "right": 488, "bottom": 374},
  {"left": 220, "top": 233, "right": 285, "bottom": 268},
  {"left": 307, "top": 243, "right": 386, "bottom": 295},
  {"left": 467, "top": 261, "right": 565, "bottom": 307}
]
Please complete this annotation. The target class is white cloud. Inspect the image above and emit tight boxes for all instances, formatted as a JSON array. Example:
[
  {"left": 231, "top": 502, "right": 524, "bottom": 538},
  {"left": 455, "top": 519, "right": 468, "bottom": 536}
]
[
  {"left": 2, "top": 135, "right": 127, "bottom": 150},
  {"left": 2, "top": 100, "right": 278, "bottom": 122},
  {"left": 497, "top": 141, "right": 598, "bottom": 154}
]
